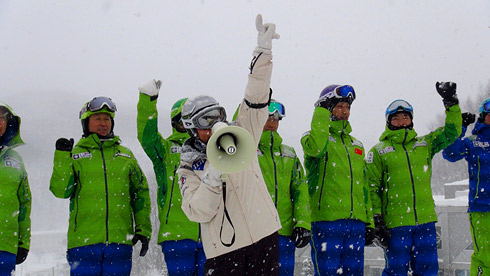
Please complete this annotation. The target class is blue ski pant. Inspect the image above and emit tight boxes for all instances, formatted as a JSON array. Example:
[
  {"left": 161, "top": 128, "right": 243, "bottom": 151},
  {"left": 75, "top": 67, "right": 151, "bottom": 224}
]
[
  {"left": 278, "top": 235, "right": 296, "bottom": 276},
  {"left": 161, "top": 239, "right": 206, "bottom": 276},
  {"left": 469, "top": 212, "right": 490, "bottom": 276},
  {"left": 67, "top": 243, "right": 133, "bottom": 276},
  {"left": 382, "top": 222, "right": 438, "bottom": 276},
  {"left": 0, "top": 251, "right": 15, "bottom": 276},
  {"left": 310, "top": 219, "right": 366, "bottom": 276}
]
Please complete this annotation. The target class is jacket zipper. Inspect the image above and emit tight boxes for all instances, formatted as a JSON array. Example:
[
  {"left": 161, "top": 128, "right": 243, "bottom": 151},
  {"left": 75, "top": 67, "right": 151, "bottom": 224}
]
[
  {"left": 270, "top": 132, "right": 279, "bottom": 207},
  {"left": 98, "top": 141, "right": 110, "bottom": 244},
  {"left": 318, "top": 152, "right": 329, "bottom": 210},
  {"left": 401, "top": 129, "right": 418, "bottom": 225},
  {"left": 475, "top": 156, "right": 481, "bottom": 199},
  {"left": 165, "top": 165, "right": 178, "bottom": 224},
  {"left": 340, "top": 125, "right": 354, "bottom": 218},
  {"left": 74, "top": 170, "right": 81, "bottom": 231}
]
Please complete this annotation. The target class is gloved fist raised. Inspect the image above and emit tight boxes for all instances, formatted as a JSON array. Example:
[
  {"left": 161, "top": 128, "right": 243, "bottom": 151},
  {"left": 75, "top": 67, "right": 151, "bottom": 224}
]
[
  {"left": 254, "top": 14, "right": 280, "bottom": 55},
  {"left": 374, "top": 214, "right": 391, "bottom": 250},
  {"left": 314, "top": 95, "right": 337, "bottom": 112},
  {"left": 56, "top": 138, "right": 74, "bottom": 152},
  {"left": 139, "top": 79, "right": 162, "bottom": 97},
  {"left": 436, "top": 81, "right": 458, "bottom": 107},
  {"left": 132, "top": 233, "right": 149, "bottom": 257},
  {"left": 16, "top": 247, "right": 29, "bottom": 264},
  {"left": 202, "top": 164, "right": 223, "bottom": 188},
  {"left": 462, "top": 112, "right": 476, "bottom": 127},
  {"left": 291, "top": 227, "right": 311, "bottom": 248}
]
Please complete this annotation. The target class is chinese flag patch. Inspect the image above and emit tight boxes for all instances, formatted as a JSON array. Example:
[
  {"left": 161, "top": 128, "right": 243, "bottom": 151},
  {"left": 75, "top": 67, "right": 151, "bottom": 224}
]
[{"left": 355, "top": 148, "right": 363, "bottom": 155}]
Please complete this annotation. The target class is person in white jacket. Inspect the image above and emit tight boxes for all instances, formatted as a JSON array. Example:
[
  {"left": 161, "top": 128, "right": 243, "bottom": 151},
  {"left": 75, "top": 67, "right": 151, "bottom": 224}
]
[{"left": 177, "top": 14, "right": 282, "bottom": 275}]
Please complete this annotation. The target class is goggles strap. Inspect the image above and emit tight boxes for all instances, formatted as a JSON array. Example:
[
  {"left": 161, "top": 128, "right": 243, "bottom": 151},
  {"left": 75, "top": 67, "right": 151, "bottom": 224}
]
[{"left": 244, "top": 88, "right": 272, "bottom": 109}]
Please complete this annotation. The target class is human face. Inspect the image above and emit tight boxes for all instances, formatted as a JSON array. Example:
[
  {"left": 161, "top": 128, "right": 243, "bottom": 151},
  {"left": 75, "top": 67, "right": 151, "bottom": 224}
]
[
  {"left": 0, "top": 114, "right": 7, "bottom": 137},
  {"left": 196, "top": 128, "right": 212, "bottom": 144},
  {"left": 485, "top": 113, "right": 490, "bottom": 125},
  {"left": 88, "top": 113, "right": 112, "bottom": 137},
  {"left": 263, "top": 115, "right": 279, "bottom": 132},
  {"left": 331, "top": 102, "right": 351, "bottom": 121},
  {"left": 390, "top": 112, "right": 412, "bottom": 128}
]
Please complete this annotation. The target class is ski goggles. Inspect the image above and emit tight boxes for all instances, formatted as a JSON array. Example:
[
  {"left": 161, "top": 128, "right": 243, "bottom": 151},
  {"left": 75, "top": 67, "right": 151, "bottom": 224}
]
[
  {"left": 268, "top": 101, "right": 285, "bottom": 119},
  {"left": 386, "top": 99, "right": 413, "bottom": 116},
  {"left": 479, "top": 100, "right": 490, "bottom": 114},
  {"left": 333, "top": 85, "right": 356, "bottom": 100},
  {"left": 182, "top": 106, "right": 227, "bottom": 129},
  {"left": 80, "top": 97, "right": 117, "bottom": 118}
]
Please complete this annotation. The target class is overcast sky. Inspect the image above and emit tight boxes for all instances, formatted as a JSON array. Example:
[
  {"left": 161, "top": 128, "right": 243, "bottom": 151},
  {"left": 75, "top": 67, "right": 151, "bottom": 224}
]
[{"left": 1, "top": 1, "right": 489, "bottom": 231}]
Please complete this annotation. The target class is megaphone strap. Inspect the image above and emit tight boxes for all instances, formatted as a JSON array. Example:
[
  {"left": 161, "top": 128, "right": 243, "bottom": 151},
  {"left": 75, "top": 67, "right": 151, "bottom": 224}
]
[{"left": 219, "top": 182, "right": 236, "bottom": 247}]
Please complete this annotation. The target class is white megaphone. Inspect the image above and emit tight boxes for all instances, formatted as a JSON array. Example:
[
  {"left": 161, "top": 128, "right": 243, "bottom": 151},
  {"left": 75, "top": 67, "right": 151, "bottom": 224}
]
[{"left": 207, "top": 122, "right": 256, "bottom": 174}]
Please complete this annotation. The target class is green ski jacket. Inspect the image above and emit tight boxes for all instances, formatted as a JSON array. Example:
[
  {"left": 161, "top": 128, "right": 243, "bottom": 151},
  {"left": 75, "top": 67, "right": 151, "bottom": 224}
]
[
  {"left": 0, "top": 103, "right": 31, "bottom": 255},
  {"left": 366, "top": 104, "right": 462, "bottom": 228},
  {"left": 50, "top": 134, "right": 152, "bottom": 249},
  {"left": 301, "top": 107, "right": 373, "bottom": 226},
  {"left": 137, "top": 93, "right": 199, "bottom": 243},
  {"left": 258, "top": 130, "right": 311, "bottom": 236}
]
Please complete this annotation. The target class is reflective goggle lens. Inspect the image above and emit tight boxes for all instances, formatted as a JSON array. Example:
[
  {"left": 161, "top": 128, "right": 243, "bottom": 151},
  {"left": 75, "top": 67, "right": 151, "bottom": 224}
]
[
  {"left": 196, "top": 108, "right": 226, "bottom": 129},
  {"left": 334, "top": 85, "right": 356, "bottom": 100},
  {"left": 87, "top": 97, "right": 117, "bottom": 113},
  {"left": 483, "top": 101, "right": 490, "bottom": 113},
  {"left": 268, "top": 101, "right": 285, "bottom": 118},
  {"left": 386, "top": 100, "right": 413, "bottom": 115}
]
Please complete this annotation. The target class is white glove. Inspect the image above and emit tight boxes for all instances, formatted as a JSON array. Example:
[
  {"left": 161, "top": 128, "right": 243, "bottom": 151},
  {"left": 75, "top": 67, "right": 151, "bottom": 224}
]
[
  {"left": 202, "top": 164, "right": 223, "bottom": 188},
  {"left": 254, "top": 14, "right": 280, "bottom": 55},
  {"left": 139, "top": 79, "right": 162, "bottom": 97}
]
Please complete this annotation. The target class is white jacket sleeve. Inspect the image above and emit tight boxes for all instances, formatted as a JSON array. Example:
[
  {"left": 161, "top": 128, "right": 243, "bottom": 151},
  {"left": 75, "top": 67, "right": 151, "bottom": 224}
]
[
  {"left": 235, "top": 53, "right": 273, "bottom": 144},
  {"left": 178, "top": 162, "right": 223, "bottom": 223}
]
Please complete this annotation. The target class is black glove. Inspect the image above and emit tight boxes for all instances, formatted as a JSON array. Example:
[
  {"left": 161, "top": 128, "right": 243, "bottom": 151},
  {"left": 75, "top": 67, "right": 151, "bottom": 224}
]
[
  {"left": 374, "top": 214, "right": 391, "bottom": 249},
  {"left": 132, "top": 234, "right": 149, "bottom": 257},
  {"left": 56, "top": 138, "right": 74, "bottom": 151},
  {"left": 365, "top": 227, "right": 375, "bottom": 246},
  {"left": 314, "top": 96, "right": 337, "bottom": 112},
  {"left": 436, "top": 81, "right": 458, "bottom": 107},
  {"left": 462, "top": 112, "right": 476, "bottom": 127},
  {"left": 291, "top": 227, "right": 311, "bottom": 248},
  {"left": 16, "top": 247, "right": 29, "bottom": 264}
]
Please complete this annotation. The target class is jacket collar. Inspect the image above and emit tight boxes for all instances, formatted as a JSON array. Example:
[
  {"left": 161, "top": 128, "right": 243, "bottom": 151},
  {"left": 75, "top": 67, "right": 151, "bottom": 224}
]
[
  {"left": 472, "top": 121, "right": 490, "bottom": 139},
  {"left": 379, "top": 126, "right": 418, "bottom": 144},
  {"left": 168, "top": 130, "right": 189, "bottom": 146},
  {"left": 259, "top": 131, "right": 282, "bottom": 151},
  {"left": 329, "top": 120, "right": 352, "bottom": 135},
  {"left": 76, "top": 133, "right": 120, "bottom": 149}
]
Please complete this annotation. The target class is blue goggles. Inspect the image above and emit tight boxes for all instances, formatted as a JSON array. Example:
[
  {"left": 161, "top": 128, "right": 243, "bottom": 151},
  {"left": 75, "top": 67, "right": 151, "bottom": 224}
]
[
  {"left": 479, "top": 100, "right": 490, "bottom": 114},
  {"left": 386, "top": 99, "right": 413, "bottom": 116},
  {"left": 333, "top": 85, "right": 356, "bottom": 100},
  {"left": 268, "top": 101, "right": 285, "bottom": 119}
]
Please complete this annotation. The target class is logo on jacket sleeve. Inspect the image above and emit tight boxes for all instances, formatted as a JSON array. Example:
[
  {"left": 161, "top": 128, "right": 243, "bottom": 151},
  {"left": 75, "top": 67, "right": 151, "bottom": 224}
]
[
  {"left": 72, "top": 152, "right": 92, "bottom": 160},
  {"left": 192, "top": 159, "right": 206, "bottom": 171},
  {"left": 114, "top": 152, "right": 132, "bottom": 158},
  {"left": 366, "top": 152, "right": 374, "bottom": 163},
  {"left": 473, "top": 141, "right": 490, "bottom": 148},
  {"left": 413, "top": 140, "right": 427, "bottom": 149},
  {"left": 170, "top": 146, "right": 182, "bottom": 154},
  {"left": 378, "top": 146, "right": 394, "bottom": 155},
  {"left": 4, "top": 156, "right": 21, "bottom": 170}
]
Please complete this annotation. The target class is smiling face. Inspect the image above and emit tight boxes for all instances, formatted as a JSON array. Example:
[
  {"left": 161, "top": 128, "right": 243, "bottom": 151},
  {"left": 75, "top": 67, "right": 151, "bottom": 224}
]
[
  {"left": 390, "top": 112, "right": 412, "bottom": 128},
  {"left": 331, "top": 102, "right": 351, "bottom": 121},
  {"left": 88, "top": 113, "right": 112, "bottom": 137}
]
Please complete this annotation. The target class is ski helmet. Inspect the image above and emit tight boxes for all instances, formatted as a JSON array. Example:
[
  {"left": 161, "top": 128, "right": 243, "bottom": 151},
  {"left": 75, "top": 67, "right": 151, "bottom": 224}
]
[
  {"left": 319, "top": 84, "right": 356, "bottom": 107},
  {"left": 479, "top": 97, "right": 490, "bottom": 121},
  {"left": 181, "top": 95, "right": 227, "bottom": 137},
  {"left": 170, "top": 98, "right": 188, "bottom": 133},
  {"left": 79, "top": 96, "right": 117, "bottom": 137},
  {"left": 385, "top": 99, "right": 414, "bottom": 130}
]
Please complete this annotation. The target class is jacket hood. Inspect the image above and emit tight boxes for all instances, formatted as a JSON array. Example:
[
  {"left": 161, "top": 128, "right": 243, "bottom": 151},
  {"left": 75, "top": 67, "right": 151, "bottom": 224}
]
[
  {"left": 472, "top": 121, "right": 490, "bottom": 139},
  {"left": 379, "top": 125, "right": 418, "bottom": 144},
  {"left": 0, "top": 102, "right": 24, "bottom": 148}
]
